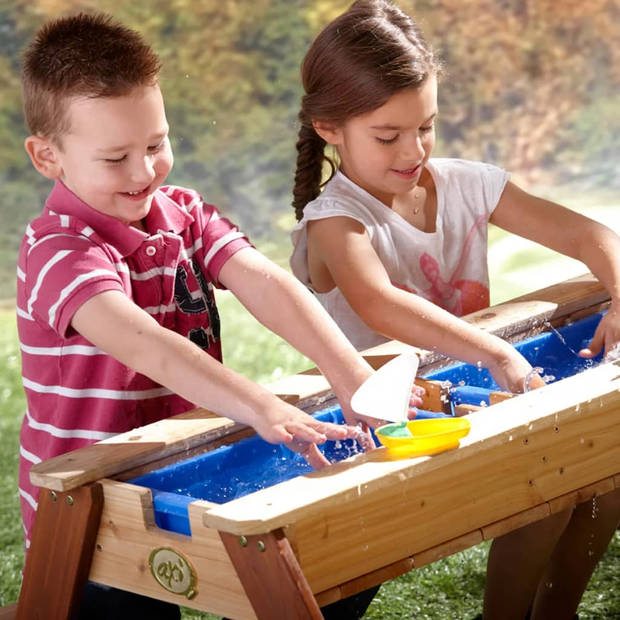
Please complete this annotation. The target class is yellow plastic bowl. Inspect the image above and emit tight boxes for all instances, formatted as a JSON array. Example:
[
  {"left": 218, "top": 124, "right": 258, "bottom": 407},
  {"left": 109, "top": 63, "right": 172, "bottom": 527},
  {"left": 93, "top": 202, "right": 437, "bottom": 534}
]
[{"left": 375, "top": 417, "right": 471, "bottom": 458}]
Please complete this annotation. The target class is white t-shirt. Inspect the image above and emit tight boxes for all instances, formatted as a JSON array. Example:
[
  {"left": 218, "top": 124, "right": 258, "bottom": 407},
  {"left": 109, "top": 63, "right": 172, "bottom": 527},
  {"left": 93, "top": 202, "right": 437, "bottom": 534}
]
[{"left": 290, "top": 158, "right": 510, "bottom": 350}]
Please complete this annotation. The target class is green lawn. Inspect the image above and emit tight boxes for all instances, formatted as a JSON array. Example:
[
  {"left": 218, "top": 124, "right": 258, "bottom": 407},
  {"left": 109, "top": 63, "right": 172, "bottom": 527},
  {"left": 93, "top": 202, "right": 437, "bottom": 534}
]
[{"left": 1, "top": 194, "right": 619, "bottom": 616}]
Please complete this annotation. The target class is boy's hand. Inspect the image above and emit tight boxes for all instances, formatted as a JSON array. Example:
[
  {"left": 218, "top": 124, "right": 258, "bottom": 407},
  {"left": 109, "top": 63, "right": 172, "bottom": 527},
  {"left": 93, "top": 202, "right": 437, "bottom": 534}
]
[
  {"left": 255, "top": 402, "right": 364, "bottom": 469},
  {"left": 579, "top": 304, "right": 620, "bottom": 361}
]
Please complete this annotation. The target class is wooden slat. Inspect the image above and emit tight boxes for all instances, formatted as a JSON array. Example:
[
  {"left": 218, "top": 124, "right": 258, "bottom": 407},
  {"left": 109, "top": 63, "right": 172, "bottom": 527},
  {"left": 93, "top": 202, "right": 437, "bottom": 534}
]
[
  {"left": 413, "top": 529, "right": 484, "bottom": 568},
  {"left": 29, "top": 409, "right": 245, "bottom": 491},
  {"left": 17, "top": 484, "right": 103, "bottom": 620},
  {"left": 220, "top": 530, "right": 323, "bottom": 620},
  {"left": 0, "top": 605, "right": 16, "bottom": 620},
  {"left": 489, "top": 391, "right": 514, "bottom": 405},
  {"left": 548, "top": 476, "right": 616, "bottom": 514},
  {"left": 481, "top": 503, "right": 551, "bottom": 540},
  {"left": 314, "top": 557, "right": 414, "bottom": 607},
  {"left": 454, "top": 403, "right": 482, "bottom": 417}
]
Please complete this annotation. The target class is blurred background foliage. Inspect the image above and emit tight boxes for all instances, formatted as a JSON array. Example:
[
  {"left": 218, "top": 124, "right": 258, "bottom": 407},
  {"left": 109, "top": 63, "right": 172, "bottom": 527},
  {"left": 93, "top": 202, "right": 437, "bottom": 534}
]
[{"left": 0, "top": 0, "right": 619, "bottom": 300}]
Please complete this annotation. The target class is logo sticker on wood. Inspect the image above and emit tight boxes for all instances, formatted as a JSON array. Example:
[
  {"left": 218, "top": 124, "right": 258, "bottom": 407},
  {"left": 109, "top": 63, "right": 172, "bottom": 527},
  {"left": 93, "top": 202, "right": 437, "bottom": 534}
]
[{"left": 149, "top": 547, "right": 197, "bottom": 599}]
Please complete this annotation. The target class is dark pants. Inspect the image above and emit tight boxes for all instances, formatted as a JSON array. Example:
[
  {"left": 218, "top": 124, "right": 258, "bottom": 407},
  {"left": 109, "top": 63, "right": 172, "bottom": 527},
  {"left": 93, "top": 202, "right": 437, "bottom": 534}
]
[
  {"left": 82, "top": 581, "right": 379, "bottom": 619},
  {"left": 80, "top": 582, "right": 181, "bottom": 620}
]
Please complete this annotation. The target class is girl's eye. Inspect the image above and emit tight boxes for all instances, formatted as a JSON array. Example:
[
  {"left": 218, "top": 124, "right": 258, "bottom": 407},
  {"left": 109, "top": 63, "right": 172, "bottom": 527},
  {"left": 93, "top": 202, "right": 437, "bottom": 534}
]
[
  {"left": 376, "top": 136, "right": 398, "bottom": 145},
  {"left": 420, "top": 124, "right": 434, "bottom": 133}
]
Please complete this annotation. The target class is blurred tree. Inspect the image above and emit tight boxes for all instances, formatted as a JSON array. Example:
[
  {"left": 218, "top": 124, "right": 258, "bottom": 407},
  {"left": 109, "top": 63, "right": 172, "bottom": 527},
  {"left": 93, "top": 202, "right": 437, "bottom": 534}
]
[{"left": 0, "top": 0, "right": 617, "bottom": 298}]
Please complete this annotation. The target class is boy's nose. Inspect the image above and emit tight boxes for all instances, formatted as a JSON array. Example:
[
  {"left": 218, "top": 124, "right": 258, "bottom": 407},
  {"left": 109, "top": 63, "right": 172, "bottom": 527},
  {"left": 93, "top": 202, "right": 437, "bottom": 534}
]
[{"left": 130, "top": 156, "right": 157, "bottom": 185}]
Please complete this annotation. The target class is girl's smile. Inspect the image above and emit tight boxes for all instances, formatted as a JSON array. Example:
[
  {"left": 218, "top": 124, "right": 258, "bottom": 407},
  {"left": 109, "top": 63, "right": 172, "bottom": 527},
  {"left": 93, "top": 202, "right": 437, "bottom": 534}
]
[{"left": 314, "top": 75, "right": 438, "bottom": 208}]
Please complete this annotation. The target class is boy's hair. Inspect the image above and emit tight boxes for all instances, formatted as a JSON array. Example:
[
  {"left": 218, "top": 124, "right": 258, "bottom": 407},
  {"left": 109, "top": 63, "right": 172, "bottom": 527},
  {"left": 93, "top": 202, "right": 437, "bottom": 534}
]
[
  {"left": 22, "top": 12, "right": 161, "bottom": 143},
  {"left": 293, "top": 0, "right": 441, "bottom": 220}
]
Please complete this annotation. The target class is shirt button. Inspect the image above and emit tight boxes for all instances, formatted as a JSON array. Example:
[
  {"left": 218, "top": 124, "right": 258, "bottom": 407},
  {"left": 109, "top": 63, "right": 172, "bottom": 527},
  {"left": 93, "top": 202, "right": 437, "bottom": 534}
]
[{"left": 145, "top": 245, "right": 156, "bottom": 256}]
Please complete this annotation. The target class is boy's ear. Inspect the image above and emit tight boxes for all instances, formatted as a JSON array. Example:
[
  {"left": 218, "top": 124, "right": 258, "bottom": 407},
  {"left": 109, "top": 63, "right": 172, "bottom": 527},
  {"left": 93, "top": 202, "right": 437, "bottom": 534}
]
[
  {"left": 312, "top": 120, "right": 342, "bottom": 146},
  {"left": 24, "top": 135, "right": 62, "bottom": 179}
]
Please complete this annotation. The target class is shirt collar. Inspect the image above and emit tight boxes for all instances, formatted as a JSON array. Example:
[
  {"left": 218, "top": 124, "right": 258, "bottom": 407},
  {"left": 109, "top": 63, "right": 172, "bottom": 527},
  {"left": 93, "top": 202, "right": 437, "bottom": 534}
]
[{"left": 45, "top": 180, "right": 194, "bottom": 257}]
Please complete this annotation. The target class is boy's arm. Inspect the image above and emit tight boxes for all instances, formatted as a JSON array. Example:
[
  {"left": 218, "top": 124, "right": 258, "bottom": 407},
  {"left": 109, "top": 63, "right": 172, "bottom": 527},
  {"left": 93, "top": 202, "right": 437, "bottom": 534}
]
[
  {"left": 217, "top": 247, "right": 399, "bottom": 431},
  {"left": 306, "top": 217, "right": 541, "bottom": 393},
  {"left": 70, "top": 290, "right": 359, "bottom": 468},
  {"left": 491, "top": 181, "right": 620, "bottom": 357}
]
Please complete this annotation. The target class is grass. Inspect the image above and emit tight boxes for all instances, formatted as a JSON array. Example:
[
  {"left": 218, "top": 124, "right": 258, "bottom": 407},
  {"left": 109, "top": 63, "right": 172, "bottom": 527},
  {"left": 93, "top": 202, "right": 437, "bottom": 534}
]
[{"left": 1, "top": 192, "right": 619, "bottom": 616}]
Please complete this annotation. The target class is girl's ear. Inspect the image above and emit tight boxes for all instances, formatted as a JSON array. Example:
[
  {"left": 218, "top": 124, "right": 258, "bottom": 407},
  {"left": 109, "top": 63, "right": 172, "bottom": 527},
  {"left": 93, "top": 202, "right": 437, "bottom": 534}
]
[
  {"left": 312, "top": 121, "right": 343, "bottom": 146},
  {"left": 24, "top": 135, "right": 63, "bottom": 179}
]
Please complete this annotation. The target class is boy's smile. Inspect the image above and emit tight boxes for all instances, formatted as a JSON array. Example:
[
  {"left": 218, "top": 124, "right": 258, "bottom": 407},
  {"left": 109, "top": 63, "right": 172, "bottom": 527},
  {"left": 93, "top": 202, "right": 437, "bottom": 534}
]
[{"left": 36, "top": 84, "right": 173, "bottom": 228}]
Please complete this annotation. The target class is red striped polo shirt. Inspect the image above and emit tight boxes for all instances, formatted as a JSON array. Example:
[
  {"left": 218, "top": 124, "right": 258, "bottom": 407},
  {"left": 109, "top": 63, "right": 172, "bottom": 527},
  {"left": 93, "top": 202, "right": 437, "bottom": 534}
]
[{"left": 17, "top": 180, "right": 251, "bottom": 548}]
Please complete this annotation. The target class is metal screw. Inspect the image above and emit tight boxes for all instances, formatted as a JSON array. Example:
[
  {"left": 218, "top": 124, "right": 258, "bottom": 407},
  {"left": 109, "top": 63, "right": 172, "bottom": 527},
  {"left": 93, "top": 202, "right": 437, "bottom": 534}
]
[
  {"left": 50, "top": 491, "right": 57, "bottom": 502},
  {"left": 257, "top": 540, "right": 266, "bottom": 552},
  {"left": 66, "top": 495, "right": 74, "bottom": 506},
  {"left": 239, "top": 536, "right": 248, "bottom": 547}
]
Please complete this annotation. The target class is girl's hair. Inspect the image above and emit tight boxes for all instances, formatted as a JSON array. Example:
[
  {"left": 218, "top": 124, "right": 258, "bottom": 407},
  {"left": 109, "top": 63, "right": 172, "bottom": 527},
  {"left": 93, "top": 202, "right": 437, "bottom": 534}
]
[
  {"left": 22, "top": 12, "right": 161, "bottom": 144},
  {"left": 293, "top": 0, "right": 440, "bottom": 220}
]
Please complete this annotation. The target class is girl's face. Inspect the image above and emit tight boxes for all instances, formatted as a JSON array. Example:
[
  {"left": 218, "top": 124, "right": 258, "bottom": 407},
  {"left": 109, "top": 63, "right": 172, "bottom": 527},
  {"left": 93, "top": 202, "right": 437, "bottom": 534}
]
[{"left": 319, "top": 75, "right": 438, "bottom": 206}]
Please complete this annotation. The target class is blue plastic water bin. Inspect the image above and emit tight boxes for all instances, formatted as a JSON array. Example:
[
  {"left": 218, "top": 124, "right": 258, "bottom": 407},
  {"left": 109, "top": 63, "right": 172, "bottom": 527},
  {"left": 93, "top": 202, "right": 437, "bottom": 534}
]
[{"left": 130, "top": 312, "right": 604, "bottom": 535}]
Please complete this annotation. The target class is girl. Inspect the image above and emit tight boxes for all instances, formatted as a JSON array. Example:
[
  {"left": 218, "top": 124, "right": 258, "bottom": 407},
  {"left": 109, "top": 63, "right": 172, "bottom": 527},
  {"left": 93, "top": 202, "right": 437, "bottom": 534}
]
[{"left": 290, "top": 1, "right": 620, "bottom": 618}]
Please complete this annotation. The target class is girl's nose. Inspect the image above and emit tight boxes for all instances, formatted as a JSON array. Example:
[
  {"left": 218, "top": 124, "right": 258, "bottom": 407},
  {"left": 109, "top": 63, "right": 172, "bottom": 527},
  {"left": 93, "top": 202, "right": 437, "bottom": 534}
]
[{"left": 402, "top": 133, "right": 425, "bottom": 162}]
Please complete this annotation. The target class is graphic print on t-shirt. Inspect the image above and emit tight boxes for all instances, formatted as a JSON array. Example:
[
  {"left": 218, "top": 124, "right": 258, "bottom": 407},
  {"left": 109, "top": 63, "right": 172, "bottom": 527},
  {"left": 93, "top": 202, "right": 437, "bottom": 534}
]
[{"left": 174, "top": 258, "right": 221, "bottom": 350}]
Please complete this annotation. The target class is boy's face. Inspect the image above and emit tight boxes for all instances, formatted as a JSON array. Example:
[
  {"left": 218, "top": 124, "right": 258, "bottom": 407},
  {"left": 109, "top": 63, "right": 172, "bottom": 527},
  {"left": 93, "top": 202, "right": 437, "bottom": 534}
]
[{"left": 35, "top": 85, "right": 173, "bottom": 228}]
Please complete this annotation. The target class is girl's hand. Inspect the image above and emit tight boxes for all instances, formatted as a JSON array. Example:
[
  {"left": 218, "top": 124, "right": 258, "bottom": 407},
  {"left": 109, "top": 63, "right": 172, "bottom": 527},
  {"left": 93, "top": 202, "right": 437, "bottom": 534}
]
[
  {"left": 579, "top": 304, "right": 620, "bottom": 361},
  {"left": 487, "top": 344, "right": 547, "bottom": 394}
]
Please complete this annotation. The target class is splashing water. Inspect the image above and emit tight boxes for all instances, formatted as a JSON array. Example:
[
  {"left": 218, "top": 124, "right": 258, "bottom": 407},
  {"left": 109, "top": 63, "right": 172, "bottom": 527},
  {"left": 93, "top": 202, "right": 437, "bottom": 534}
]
[
  {"left": 523, "top": 366, "right": 544, "bottom": 392},
  {"left": 604, "top": 343, "right": 620, "bottom": 363},
  {"left": 543, "top": 321, "right": 582, "bottom": 357}
]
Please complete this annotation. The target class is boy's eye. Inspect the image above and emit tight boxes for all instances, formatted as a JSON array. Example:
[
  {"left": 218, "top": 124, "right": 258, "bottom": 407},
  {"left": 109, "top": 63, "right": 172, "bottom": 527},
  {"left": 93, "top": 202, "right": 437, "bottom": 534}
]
[
  {"left": 104, "top": 155, "right": 126, "bottom": 164},
  {"left": 376, "top": 135, "right": 398, "bottom": 145},
  {"left": 148, "top": 141, "right": 165, "bottom": 153}
]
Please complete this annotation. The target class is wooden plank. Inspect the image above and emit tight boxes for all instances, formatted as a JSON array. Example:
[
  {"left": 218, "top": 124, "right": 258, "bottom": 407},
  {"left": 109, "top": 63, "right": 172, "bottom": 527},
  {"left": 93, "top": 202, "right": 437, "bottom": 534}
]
[
  {"left": 87, "top": 479, "right": 256, "bottom": 619},
  {"left": 29, "top": 409, "right": 245, "bottom": 491},
  {"left": 220, "top": 530, "right": 323, "bottom": 620},
  {"left": 454, "top": 403, "right": 482, "bottom": 417},
  {"left": 481, "top": 503, "right": 551, "bottom": 540},
  {"left": 415, "top": 378, "right": 450, "bottom": 412},
  {"left": 0, "top": 605, "right": 16, "bottom": 620},
  {"left": 548, "top": 476, "right": 616, "bottom": 514},
  {"left": 17, "top": 484, "right": 103, "bottom": 620},
  {"left": 315, "top": 557, "right": 414, "bottom": 607},
  {"left": 489, "top": 391, "right": 514, "bottom": 405},
  {"left": 413, "top": 529, "right": 484, "bottom": 568}
]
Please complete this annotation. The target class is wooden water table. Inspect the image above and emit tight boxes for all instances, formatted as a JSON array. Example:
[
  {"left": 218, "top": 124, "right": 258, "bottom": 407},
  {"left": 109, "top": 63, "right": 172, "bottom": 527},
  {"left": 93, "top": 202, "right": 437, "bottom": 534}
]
[{"left": 16, "top": 273, "right": 620, "bottom": 619}]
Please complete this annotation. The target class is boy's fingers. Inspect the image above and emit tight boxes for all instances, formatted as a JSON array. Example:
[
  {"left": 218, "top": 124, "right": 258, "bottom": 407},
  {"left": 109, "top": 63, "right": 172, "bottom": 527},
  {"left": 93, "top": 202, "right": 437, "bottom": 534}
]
[{"left": 286, "top": 441, "right": 330, "bottom": 469}]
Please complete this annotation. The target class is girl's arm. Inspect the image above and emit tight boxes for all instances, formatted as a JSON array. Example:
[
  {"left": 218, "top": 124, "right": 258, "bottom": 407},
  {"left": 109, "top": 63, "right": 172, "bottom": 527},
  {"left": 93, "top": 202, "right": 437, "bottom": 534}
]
[
  {"left": 217, "top": 247, "right": 411, "bottom": 433},
  {"left": 491, "top": 181, "right": 620, "bottom": 358},
  {"left": 71, "top": 289, "right": 361, "bottom": 468},
  {"left": 307, "top": 216, "right": 541, "bottom": 393}
]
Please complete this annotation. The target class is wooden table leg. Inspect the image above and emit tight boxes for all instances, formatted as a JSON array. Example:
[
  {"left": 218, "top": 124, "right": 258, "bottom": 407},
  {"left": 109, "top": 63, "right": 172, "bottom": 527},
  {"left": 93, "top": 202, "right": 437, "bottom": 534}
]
[
  {"left": 17, "top": 483, "right": 103, "bottom": 620},
  {"left": 221, "top": 529, "right": 323, "bottom": 620}
]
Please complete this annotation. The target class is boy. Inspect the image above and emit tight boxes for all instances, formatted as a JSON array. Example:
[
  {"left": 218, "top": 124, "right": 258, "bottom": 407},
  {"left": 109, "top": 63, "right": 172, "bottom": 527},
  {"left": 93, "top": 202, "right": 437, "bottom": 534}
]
[{"left": 18, "top": 12, "right": 393, "bottom": 616}]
